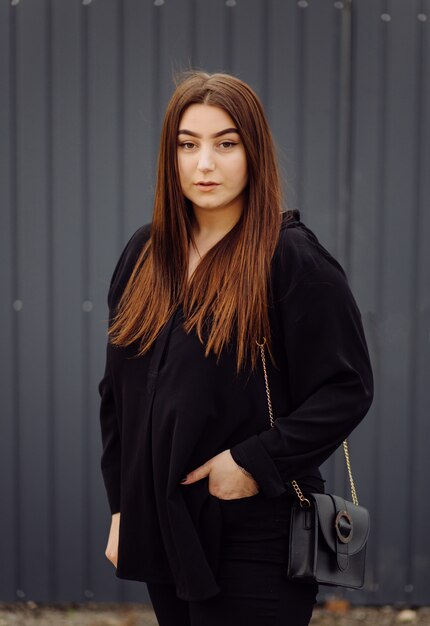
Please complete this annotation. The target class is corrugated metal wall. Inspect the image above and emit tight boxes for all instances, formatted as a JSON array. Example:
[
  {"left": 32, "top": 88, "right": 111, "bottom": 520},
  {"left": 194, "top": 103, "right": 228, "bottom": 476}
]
[{"left": 0, "top": 0, "right": 429, "bottom": 607}]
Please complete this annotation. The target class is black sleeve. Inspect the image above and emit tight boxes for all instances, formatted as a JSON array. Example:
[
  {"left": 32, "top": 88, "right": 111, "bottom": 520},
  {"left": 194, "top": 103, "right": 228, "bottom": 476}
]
[
  {"left": 98, "top": 223, "right": 151, "bottom": 514},
  {"left": 230, "top": 244, "right": 374, "bottom": 498},
  {"left": 98, "top": 352, "right": 121, "bottom": 514}
]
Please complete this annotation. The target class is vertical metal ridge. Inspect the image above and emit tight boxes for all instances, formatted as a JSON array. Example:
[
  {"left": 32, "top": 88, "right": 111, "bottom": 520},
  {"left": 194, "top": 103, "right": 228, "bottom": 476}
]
[
  {"left": 80, "top": 0, "right": 91, "bottom": 602},
  {"left": 224, "top": 0, "right": 234, "bottom": 72},
  {"left": 337, "top": 0, "right": 353, "bottom": 273},
  {"left": 152, "top": 1, "right": 162, "bottom": 168},
  {"left": 406, "top": 0, "right": 426, "bottom": 602},
  {"left": 261, "top": 0, "right": 270, "bottom": 109},
  {"left": 45, "top": 0, "right": 56, "bottom": 601},
  {"left": 337, "top": 0, "right": 353, "bottom": 500},
  {"left": 118, "top": 0, "right": 125, "bottom": 253},
  {"left": 296, "top": 0, "right": 306, "bottom": 216},
  {"left": 332, "top": 7, "right": 341, "bottom": 261},
  {"left": 373, "top": 0, "right": 390, "bottom": 600},
  {"left": 116, "top": 0, "right": 125, "bottom": 604},
  {"left": 190, "top": 0, "right": 197, "bottom": 70},
  {"left": 10, "top": 0, "right": 20, "bottom": 602}
]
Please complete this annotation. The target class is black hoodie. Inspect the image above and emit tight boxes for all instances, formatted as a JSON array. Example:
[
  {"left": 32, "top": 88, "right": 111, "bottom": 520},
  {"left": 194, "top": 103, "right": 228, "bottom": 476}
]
[{"left": 98, "top": 209, "right": 374, "bottom": 601}]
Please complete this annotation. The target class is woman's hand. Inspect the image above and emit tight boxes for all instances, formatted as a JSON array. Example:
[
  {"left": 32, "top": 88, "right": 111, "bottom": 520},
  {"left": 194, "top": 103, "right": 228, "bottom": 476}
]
[
  {"left": 180, "top": 449, "right": 259, "bottom": 500},
  {"left": 105, "top": 512, "right": 120, "bottom": 568}
]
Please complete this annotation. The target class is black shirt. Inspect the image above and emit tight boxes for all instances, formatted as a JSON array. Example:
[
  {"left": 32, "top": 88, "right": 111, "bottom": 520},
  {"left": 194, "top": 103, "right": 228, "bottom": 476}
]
[{"left": 98, "top": 210, "right": 374, "bottom": 601}]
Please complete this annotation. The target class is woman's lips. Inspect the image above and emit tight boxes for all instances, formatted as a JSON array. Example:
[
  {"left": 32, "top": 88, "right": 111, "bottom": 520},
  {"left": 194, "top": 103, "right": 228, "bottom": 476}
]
[{"left": 195, "top": 183, "right": 220, "bottom": 191}]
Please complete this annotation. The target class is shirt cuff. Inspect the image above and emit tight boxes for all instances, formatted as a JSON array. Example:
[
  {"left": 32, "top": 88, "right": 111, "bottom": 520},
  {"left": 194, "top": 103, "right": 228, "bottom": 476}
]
[{"left": 230, "top": 435, "right": 288, "bottom": 499}]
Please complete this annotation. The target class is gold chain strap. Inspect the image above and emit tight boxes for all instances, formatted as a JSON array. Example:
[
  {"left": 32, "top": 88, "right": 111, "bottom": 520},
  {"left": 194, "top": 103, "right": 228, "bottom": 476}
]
[
  {"left": 342, "top": 440, "right": 358, "bottom": 505},
  {"left": 256, "top": 337, "right": 359, "bottom": 507}
]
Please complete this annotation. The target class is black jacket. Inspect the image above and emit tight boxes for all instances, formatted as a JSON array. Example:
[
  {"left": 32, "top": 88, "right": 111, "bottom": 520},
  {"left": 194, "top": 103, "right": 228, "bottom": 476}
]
[{"left": 98, "top": 210, "right": 374, "bottom": 601}]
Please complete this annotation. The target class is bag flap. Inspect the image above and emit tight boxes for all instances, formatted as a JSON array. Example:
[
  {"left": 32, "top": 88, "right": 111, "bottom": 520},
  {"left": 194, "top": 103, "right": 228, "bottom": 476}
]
[{"left": 312, "top": 493, "right": 370, "bottom": 556}]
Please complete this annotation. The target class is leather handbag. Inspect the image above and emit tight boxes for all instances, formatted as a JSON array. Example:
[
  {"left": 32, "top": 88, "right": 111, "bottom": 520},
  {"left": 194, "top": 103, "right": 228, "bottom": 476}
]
[{"left": 256, "top": 337, "right": 370, "bottom": 589}]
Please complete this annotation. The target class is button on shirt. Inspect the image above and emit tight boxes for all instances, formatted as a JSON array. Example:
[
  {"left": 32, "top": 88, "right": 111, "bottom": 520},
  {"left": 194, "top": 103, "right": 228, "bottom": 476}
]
[{"left": 98, "top": 210, "right": 374, "bottom": 601}]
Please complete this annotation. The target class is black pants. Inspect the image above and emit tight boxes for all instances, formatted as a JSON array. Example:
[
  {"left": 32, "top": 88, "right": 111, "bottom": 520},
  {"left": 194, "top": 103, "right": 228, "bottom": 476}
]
[{"left": 147, "top": 491, "right": 319, "bottom": 626}]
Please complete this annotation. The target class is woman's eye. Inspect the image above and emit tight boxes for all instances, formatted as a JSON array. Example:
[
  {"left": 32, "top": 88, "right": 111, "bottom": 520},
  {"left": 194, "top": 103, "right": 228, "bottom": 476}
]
[
  {"left": 178, "top": 140, "right": 237, "bottom": 150},
  {"left": 219, "top": 141, "right": 236, "bottom": 149},
  {"left": 179, "top": 142, "right": 195, "bottom": 150}
]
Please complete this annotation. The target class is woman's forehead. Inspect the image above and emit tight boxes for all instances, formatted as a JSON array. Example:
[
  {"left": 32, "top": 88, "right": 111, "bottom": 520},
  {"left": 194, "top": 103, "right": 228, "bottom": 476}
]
[{"left": 179, "top": 104, "right": 237, "bottom": 135}]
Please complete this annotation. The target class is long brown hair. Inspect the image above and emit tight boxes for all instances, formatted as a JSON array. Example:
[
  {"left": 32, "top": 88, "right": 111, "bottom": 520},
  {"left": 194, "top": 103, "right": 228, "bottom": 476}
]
[{"left": 108, "top": 70, "right": 286, "bottom": 375}]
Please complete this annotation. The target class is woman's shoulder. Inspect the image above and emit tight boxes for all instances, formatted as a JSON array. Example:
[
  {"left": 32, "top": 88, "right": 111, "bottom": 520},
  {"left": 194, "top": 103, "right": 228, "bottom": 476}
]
[
  {"left": 272, "top": 211, "right": 349, "bottom": 299},
  {"left": 107, "top": 221, "right": 152, "bottom": 309},
  {"left": 124, "top": 221, "right": 152, "bottom": 257}
]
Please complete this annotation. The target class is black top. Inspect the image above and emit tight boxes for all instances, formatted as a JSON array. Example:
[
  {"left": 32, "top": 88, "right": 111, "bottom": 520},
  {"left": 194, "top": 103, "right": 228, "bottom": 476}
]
[{"left": 98, "top": 210, "right": 374, "bottom": 601}]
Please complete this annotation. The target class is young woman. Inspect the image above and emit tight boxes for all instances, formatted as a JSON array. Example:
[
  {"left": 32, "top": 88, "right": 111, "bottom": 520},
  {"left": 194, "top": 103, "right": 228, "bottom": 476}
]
[{"left": 99, "top": 71, "right": 374, "bottom": 626}]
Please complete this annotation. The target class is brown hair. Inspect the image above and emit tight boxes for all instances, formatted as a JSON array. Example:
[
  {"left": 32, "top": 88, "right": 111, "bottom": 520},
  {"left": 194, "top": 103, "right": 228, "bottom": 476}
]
[{"left": 108, "top": 70, "right": 286, "bottom": 375}]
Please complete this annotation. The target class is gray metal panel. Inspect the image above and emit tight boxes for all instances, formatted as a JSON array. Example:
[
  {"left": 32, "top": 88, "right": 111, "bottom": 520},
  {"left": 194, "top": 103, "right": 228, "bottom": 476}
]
[
  {"left": 51, "top": 0, "right": 86, "bottom": 603},
  {"left": 193, "top": 0, "right": 229, "bottom": 72},
  {"left": 374, "top": 0, "right": 418, "bottom": 604},
  {"left": 301, "top": 1, "right": 343, "bottom": 250},
  {"left": 387, "top": 0, "right": 430, "bottom": 606},
  {"left": 84, "top": 0, "right": 126, "bottom": 603},
  {"left": 1, "top": 0, "right": 429, "bottom": 607},
  {"left": 15, "top": 0, "right": 51, "bottom": 602},
  {"left": 233, "top": 0, "right": 267, "bottom": 91},
  {"left": 349, "top": 0, "right": 430, "bottom": 606},
  {"left": 158, "top": 0, "right": 194, "bottom": 124},
  {"left": 348, "top": 0, "right": 382, "bottom": 602},
  {"left": 411, "top": 0, "right": 430, "bottom": 604},
  {"left": 0, "top": 0, "right": 16, "bottom": 603},
  {"left": 266, "top": 1, "right": 301, "bottom": 211},
  {"left": 123, "top": 0, "right": 156, "bottom": 235},
  {"left": 349, "top": 0, "right": 389, "bottom": 606}
]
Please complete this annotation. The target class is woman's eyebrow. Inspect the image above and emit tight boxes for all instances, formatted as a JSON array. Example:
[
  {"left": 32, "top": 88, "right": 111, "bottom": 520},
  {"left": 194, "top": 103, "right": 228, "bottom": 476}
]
[{"left": 177, "top": 128, "right": 239, "bottom": 138}]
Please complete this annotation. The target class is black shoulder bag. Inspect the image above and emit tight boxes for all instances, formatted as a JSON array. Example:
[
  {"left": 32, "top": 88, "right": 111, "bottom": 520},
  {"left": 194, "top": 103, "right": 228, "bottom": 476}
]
[{"left": 256, "top": 338, "right": 370, "bottom": 590}]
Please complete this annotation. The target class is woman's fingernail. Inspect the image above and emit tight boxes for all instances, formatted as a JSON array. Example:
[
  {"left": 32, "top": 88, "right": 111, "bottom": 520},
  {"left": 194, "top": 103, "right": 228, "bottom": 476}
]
[{"left": 180, "top": 476, "right": 188, "bottom": 483}]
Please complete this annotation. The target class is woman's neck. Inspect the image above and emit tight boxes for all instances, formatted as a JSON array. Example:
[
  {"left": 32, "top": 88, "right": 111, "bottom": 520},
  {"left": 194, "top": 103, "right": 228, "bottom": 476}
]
[{"left": 190, "top": 208, "right": 241, "bottom": 244}]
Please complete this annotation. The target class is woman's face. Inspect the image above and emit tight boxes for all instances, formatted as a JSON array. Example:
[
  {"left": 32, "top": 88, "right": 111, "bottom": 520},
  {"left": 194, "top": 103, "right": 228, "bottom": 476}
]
[{"left": 177, "top": 104, "right": 248, "bottom": 219}]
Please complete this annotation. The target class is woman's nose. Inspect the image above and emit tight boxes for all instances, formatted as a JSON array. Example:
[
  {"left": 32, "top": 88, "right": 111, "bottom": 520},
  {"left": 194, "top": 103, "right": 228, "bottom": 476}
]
[{"left": 197, "top": 149, "right": 215, "bottom": 172}]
